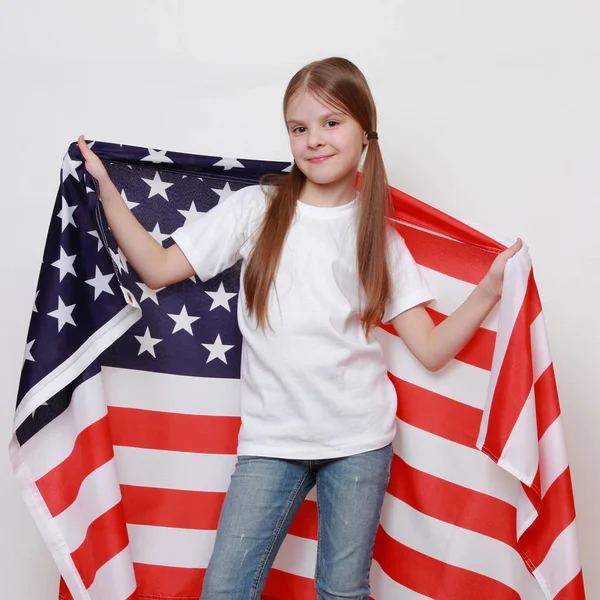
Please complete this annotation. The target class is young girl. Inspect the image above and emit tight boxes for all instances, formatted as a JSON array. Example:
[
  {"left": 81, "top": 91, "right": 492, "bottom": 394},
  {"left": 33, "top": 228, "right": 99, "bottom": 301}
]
[{"left": 77, "top": 56, "right": 521, "bottom": 600}]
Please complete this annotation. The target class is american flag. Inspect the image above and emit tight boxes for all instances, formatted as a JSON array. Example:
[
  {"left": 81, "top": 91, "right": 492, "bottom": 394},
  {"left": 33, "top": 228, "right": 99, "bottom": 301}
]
[{"left": 10, "top": 139, "right": 585, "bottom": 600}]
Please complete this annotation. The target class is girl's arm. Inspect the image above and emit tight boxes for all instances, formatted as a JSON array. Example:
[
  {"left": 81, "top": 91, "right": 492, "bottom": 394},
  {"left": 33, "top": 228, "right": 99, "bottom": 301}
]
[
  {"left": 78, "top": 135, "right": 196, "bottom": 289},
  {"left": 391, "top": 239, "right": 523, "bottom": 372}
]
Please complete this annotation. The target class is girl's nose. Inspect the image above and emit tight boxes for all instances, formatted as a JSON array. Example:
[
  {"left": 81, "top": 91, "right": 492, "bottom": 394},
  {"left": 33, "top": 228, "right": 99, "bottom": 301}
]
[{"left": 307, "top": 131, "right": 324, "bottom": 148}]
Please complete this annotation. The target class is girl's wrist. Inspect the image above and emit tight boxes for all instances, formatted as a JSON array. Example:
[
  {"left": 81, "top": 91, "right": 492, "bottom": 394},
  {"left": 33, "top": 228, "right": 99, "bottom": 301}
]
[{"left": 478, "top": 274, "right": 502, "bottom": 303}]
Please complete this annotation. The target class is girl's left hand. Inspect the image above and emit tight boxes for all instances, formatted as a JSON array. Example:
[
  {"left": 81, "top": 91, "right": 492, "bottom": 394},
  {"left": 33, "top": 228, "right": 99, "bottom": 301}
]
[{"left": 481, "top": 238, "right": 524, "bottom": 299}]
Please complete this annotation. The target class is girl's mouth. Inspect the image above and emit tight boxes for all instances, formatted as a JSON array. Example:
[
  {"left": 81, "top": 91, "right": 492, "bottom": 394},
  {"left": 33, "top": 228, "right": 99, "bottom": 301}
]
[{"left": 308, "top": 155, "right": 333, "bottom": 163}]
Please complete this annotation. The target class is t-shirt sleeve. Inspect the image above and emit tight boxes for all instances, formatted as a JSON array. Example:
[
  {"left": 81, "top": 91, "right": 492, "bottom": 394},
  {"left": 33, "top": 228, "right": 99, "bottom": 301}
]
[
  {"left": 382, "top": 227, "right": 435, "bottom": 323},
  {"left": 170, "top": 184, "right": 265, "bottom": 282}
]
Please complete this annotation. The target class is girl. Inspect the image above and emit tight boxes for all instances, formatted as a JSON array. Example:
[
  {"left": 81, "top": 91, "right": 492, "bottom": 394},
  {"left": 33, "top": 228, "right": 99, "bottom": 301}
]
[{"left": 77, "top": 56, "right": 521, "bottom": 600}]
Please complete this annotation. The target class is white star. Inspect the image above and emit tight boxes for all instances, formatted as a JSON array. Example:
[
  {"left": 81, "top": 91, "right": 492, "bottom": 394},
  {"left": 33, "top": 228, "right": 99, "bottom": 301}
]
[
  {"left": 32, "top": 290, "right": 39, "bottom": 313},
  {"left": 148, "top": 223, "right": 170, "bottom": 245},
  {"left": 48, "top": 296, "right": 76, "bottom": 331},
  {"left": 202, "top": 334, "right": 234, "bottom": 364},
  {"left": 141, "top": 171, "right": 174, "bottom": 201},
  {"left": 212, "top": 181, "right": 236, "bottom": 205},
  {"left": 212, "top": 157, "right": 245, "bottom": 171},
  {"left": 88, "top": 230, "right": 103, "bottom": 251},
  {"left": 85, "top": 266, "right": 115, "bottom": 300},
  {"left": 140, "top": 149, "right": 174, "bottom": 164},
  {"left": 57, "top": 196, "right": 77, "bottom": 231},
  {"left": 134, "top": 327, "right": 162, "bottom": 357},
  {"left": 189, "top": 275, "right": 197, "bottom": 283},
  {"left": 51, "top": 247, "right": 76, "bottom": 281},
  {"left": 205, "top": 282, "right": 237, "bottom": 312},
  {"left": 23, "top": 339, "right": 35, "bottom": 364},
  {"left": 136, "top": 281, "right": 165, "bottom": 304},
  {"left": 167, "top": 305, "right": 200, "bottom": 334},
  {"left": 110, "top": 247, "right": 129, "bottom": 274},
  {"left": 178, "top": 201, "right": 204, "bottom": 225},
  {"left": 122, "top": 188, "right": 139, "bottom": 211},
  {"left": 61, "top": 152, "right": 82, "bottom": 182}
]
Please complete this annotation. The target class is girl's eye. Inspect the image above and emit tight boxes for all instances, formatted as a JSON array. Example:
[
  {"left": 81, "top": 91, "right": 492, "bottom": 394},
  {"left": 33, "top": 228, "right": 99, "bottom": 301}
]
[{"left": 292, "top": 121, "right": 338, "bottom": 134}]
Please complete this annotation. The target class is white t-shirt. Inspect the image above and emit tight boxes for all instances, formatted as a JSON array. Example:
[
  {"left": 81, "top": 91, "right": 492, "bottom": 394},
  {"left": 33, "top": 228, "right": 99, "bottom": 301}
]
[{"left": 171, "top": 184, "right": 434, "bottom": 459}]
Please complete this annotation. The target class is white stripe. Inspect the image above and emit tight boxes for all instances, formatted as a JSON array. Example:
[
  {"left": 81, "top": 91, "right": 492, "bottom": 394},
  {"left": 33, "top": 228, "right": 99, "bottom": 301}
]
[
  {"left": 395, "top": 420, "right": 519, "bottom": 505},
  {"left": 272, "top": 533, "right": 316, "bottom": 578},
  {"left": 87, "top": 545, "right": 137, "bottom": 600},
  {"left": 499, "top": 387, "right": 540, "bottom": 485},
  {"left": 516, "top": 484, "right": 538, "bottom": 540},
  {"left": 477, "top": 250, "right": 532, "bottom": 449},
  {"left": 539, "top": 417, "right": 569, "bottom": 498},
  {"left": 102, "top": 365, "right": 242, "bottom": 416},
  {"left": 19, "top": 373, "right": 108, "bottom": 480},
  {"left": 419, "top": 266, "right": 499, "bottom": 331},
  {"left": 376, "top": 328, "right": 491, "bottom": 410},
  {"left": 533, "top": 521, "right": 581, "bottom": 599},
  {"left": 381, "top": 494, "right": 546, "bottom": 600},
  {"left": 14, "top": 305, "right": 140, "bottom": 429},
  {"left": 9, "top": 437, "right": 90, "bottom": 600},
  {"left": 370, "top": 560, "right": 432, "bottom": 600},
  {"left": 53, "top": 459, "right": 122, "bottom": 551},
  {"left": 128, "top": 524, "right": 215, "bottom": 569},
  {"left": 531, "top": 312, "right": 553, "bottom": 382},
  {"left": 127, "top": 523, "right": 317, "bottom": 579},
  {"left": 114, "top": 429, "right": 519, "bottom": 508},
  {"left": 114, "top": 447, "right": 238, "bottom": 492}
]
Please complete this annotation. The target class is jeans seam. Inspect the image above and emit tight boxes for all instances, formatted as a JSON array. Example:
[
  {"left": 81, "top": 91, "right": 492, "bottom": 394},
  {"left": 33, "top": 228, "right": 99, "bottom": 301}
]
[
  {"left": 315, "top": 473, "right": 322, "bottom": 587},
  {"left": 249, "top": 468, "right": 311, "bottom": 600}
]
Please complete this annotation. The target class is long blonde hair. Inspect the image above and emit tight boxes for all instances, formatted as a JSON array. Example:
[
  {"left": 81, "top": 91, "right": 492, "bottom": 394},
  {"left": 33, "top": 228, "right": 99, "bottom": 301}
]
[{"left": 244, "top": 56, "right": 394, "bottom": 334}]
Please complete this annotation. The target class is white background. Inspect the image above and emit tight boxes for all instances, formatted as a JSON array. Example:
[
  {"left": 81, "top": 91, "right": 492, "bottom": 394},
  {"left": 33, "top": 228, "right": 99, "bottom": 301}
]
[{"left": 1, "top": 0, "right": 598, "bottom": 598}]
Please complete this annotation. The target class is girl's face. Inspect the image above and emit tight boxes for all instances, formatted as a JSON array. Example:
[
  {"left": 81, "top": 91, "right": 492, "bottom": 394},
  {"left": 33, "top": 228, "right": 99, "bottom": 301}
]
[{"left": 285, "top": 89, "right": 368, "bottom": 187}]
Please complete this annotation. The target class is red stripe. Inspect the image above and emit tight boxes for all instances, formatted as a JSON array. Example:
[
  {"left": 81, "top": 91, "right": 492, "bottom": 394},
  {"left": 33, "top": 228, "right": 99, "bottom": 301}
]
[
  {"left": 388, "top": 454, "right": 518, "bottom": 548},
  {"left": 70, "top": 501, "right": 130, "bottom": 589},
  {"left": 534, "top": 363, "right": 562, "bottom": 440},
  {"left": 391, "top": 375, "right": 483, "bottom": 448},
  {"left": 373, "top": 526, "right": 521, "bottom": 600},
  {"left": 133, "top": 563, "right": 205, "bottom": 598},
  {"left": 120, "top": 485, "right": 319, "bottom": 540},
  {"left": 36, "top": 415, "right": 113, "bottom": 517},
  {"left": 108, "top": 406, "right": 240, "bottom": 454},
  {"left": 518, "top": 467, "right": 576, "bottom": 567},
  {"left": 132, "top": 563, "right": 320, "bottom": 600},
  {"left": 396, "top": 223, "right": 496, "bottom": 285},
  {"left": 554, "top": 570, "right": 586, "bottom": 600},
  {"left": 480, "top": 272, "right": 540, "bottom": 462},
  {"left": 380, "top": 307, "right": 496, "bottom": 371}
]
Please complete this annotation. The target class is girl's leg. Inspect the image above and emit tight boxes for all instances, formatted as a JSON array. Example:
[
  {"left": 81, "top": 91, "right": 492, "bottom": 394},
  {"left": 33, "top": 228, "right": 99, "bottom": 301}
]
[
  {"left": 200, "top": 454, "right": 315, "bottom": 600},
  {"left": 313, "top": 443, "right": 393, "bottom": 600}
]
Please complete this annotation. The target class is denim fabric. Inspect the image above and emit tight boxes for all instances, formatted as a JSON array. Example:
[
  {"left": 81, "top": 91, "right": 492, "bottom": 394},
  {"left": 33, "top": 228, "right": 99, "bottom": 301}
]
[{"left": 200, "top": 442, "right": 393, "bottom": 600}]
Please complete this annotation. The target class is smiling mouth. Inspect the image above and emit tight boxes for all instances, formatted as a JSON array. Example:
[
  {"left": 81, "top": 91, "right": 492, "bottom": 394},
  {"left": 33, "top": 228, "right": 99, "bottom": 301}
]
[{"left": 308, "top": 155, "right": 333, "bottom": 163}]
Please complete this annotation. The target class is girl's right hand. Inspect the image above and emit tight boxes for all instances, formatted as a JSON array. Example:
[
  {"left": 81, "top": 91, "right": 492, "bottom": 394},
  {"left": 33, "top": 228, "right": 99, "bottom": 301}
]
[{"left": 77, "top": 135, "right": 109, "bottom": 183}]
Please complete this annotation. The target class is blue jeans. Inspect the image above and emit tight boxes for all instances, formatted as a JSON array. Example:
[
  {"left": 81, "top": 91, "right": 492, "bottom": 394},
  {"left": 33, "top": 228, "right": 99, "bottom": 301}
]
[{"left": 200, "top": 442, "right": 393, "bottom": 600}]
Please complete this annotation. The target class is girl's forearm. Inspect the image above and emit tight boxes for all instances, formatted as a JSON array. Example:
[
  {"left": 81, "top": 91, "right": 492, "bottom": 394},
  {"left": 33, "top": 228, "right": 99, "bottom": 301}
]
[{"left": 425, "top": 276, "right": 501, "bottom": 371}]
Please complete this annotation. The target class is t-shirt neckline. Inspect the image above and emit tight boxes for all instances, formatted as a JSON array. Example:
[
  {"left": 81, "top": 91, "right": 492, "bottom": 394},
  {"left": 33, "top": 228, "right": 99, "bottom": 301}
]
[{"left": 296, "top": 194, "right": 359, "bottom": 218}]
